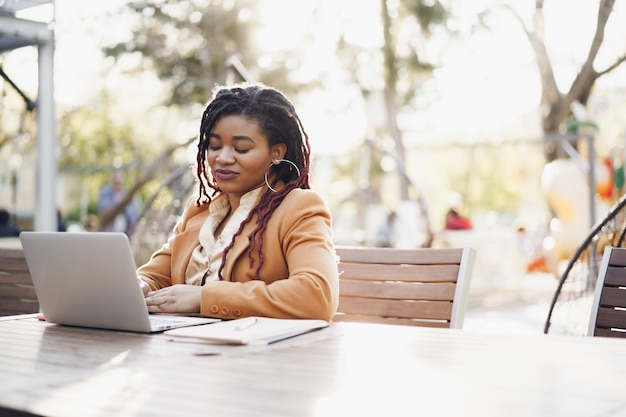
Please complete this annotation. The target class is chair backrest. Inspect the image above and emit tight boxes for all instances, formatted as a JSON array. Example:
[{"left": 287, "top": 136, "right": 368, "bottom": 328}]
[
  {"left": 0, "top": 244, "right": 39, "bottom": 316},
  {"left": 588, "top": 246, "right": 626, "bottom": 337},
  {"left": 333, "top": 246, "right": 475, "bottom": 329}
]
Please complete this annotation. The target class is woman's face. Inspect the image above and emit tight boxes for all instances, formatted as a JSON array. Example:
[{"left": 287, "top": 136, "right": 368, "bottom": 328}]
[{"left": 207, "top": 115, "right": 284, "bottom": 199}]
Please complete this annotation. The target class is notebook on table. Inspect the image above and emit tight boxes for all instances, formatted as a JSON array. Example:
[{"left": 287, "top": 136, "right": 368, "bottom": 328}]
[
  {"left": 165, "top": 316, "right": 329, "bottom": 345},
  {"left": 19, "top": 231, "right": 220, "bottom": 333}
]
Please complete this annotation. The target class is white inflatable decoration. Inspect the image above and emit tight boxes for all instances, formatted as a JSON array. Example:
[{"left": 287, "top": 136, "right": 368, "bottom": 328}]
[{"left": 541, "top": 159, "right": 610, "bottom": 261}]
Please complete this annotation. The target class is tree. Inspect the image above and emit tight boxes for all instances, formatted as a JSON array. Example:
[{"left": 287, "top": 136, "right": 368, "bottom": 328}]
[
  {"left": 0, "top": 65, "right": 36, "bottom": 158},
  {"left": 506, "top": 0, "right": 626, "bottom": 161},
  {"left": 88, "top": 0, "right": 317, "bottom": 243},
  {"left": 334, "top": 0, "right": 449, "bottom": 246},
  {"left": 103, "top": 0, "right": 300, "bottom": 106}
]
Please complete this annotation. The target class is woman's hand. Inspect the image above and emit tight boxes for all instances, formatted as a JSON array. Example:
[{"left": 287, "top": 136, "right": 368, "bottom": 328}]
[{"left": 145, "top": 284, "right": 202, "bottom": 315}]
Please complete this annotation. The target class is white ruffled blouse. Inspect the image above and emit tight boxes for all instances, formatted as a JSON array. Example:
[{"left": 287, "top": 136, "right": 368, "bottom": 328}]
[{"left": 185, "top": 187, "right": 262, "bottom": 285}]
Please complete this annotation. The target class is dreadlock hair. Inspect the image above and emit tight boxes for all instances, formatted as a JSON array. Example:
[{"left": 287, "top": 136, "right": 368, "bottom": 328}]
[{"left": 195, "top": 83, "right": 312, "bottom": 281}]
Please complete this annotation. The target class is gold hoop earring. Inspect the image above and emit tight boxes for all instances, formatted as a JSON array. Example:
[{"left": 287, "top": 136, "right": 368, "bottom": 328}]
[{"left": 264, "top": 159, "right": 301, "bottom": 192}]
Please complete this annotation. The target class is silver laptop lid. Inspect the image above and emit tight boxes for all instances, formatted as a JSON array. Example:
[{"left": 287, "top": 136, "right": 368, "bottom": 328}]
[{"left": 20, "top": 232, "right": 154, "bottom": 332}]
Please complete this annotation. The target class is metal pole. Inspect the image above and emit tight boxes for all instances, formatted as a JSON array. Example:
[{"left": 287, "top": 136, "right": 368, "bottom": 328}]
[
  {"left": 587, "top": 133, "right": 597, "bottom": 289},
  {"left": 587, "top": 133, "right": 596, "bottom": 228},
  {"left": 35, "top": 39, "right": 57, "bottom": 231},
  {"left": 10, "top": 170, "right": 18, "bottom": 226}
]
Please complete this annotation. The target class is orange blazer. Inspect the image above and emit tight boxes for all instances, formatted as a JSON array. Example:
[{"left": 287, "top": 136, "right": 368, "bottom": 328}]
[{"left": 137, "top": 187, "right": 339, "bottom": 321}]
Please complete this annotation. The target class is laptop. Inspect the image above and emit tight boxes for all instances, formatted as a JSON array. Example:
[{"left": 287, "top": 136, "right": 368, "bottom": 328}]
[{"left": 19, "top": 231, "right": 220, "bottom": 333}]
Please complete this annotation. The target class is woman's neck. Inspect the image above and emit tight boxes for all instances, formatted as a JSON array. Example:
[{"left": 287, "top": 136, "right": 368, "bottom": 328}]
[
  {"left": 226, "top": 195, "right": 240, "bottom": 213},
  {"left": 224, "top": 183, "right": 265, "bottom": 212}
]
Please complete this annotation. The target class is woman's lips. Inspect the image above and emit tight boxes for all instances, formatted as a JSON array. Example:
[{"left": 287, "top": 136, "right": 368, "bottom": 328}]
[{"left": 215, "top": 169, "right": 238, "bottom": 180}]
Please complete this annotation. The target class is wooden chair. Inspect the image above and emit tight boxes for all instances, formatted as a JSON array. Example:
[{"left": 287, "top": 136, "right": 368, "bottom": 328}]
[
  {"left": 0, "top": 242, "right": 39, "bottom": 316},
  {"left": 333, "top": 246, "right": 476, "bottom": 329},
  {"left": 587, "top": 246, "right": 626, "bottom": 338}
]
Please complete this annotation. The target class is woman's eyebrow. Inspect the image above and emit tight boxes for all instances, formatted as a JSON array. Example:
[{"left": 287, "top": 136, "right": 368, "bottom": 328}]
[
  {"left": 232, "top": 135, "right": 255, "bottom": 142},
  {"left": 208, "top": 133, "right": 255, "bottom": 143}
]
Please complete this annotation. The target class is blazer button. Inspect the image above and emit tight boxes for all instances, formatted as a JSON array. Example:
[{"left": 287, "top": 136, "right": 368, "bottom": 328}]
[
  {"left": 233, "top": 308, "right": 242, "bottom": 317},
  {"left": 210, "top": 304, "right": 219, "bottom": 314},
  {"left": 221, "top": 306, "right": 230, "bottom": 316}
]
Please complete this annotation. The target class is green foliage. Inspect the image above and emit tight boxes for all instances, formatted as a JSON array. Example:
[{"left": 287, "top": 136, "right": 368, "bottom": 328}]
[
  {"left": 55, "top": 87, "right": 182, "bottom": 222},
  {"left": 63, "top": 201, "right": 99, "bottom": 223},
  {"left": 336, "top": 0, "right": 447, "bottom": 103},
  {"left": 403, "top": 0, "right": 447, "bottom": 34},
  {"left": 563, "top": 116, "right": 599, "bottom": 134},
  {"left": 57, "top": 94, "right": 155, "bottom": 172},
  {"left": 55, "top": 0, "right": 321, "bottom": 240},
  {"left": 103, "top": 0, "right": 299, "bottom": 106},
  {"left": 0, "top": 87, "right": 36, "bottom": 155}
]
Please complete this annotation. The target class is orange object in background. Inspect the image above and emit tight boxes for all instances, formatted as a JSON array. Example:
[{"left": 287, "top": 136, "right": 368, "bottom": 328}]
[
  {"left": 526, "top": 255, "right": 549, "bottom": 273},
  {"left": 541, "top": 159, "right": 611, "bottom": 262},
  {"left": 596, "top": 157, "right": 614, "bottom": 201}
]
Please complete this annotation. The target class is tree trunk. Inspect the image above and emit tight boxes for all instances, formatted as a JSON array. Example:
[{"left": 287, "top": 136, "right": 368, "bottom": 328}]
[
  {"left": 99, "top": 136, "right": 196, "bottom": 232},
  {"left": 381, "top": 0, "right": 410, "bottom": 201},
  {"left": 508, "top": 0, "right": 623, "bottom": 162},
  {"left": 380, "top": 0, "right": 432, "bottom": 245}
]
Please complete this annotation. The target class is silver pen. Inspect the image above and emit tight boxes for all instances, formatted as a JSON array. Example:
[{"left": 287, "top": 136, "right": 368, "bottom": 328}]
[{"left": 234, "top": 317, "right": 258, "bottom": 331}]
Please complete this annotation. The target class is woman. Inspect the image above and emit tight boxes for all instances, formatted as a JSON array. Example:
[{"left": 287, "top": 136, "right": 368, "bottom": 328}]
[{"left": 137, "top": 84, "right": 339, "bottom": 321}]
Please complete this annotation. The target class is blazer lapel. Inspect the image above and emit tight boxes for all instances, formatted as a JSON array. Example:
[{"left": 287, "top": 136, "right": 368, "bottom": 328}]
[{"left": 220, "top": 183, "right": 283, "bottom": 281}]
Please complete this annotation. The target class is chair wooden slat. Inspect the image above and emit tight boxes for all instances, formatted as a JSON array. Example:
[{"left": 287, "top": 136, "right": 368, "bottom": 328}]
[
  {"left": 0, "top": 258, "right": 30, "bottom": 272},
  {"left": 339, "top": 280, "right": 455, "bottom": 301},
  {"left": 598, "top": 286, "right": 626, "bottom": 309},
  {"left": 0, "top": 297, "right": 39, "bottom": 315},
  {"left": 339, "top": 263, "right": 460, "bottom": 282},
  {"left": 595, "top": 306, "right": 626, "bottom": 331},
  {"left": 335, "top": 247, "right": 465, "bottom": 265},
  {"left": 0, "top": 272, "right": 32, "bottom": 285},
  {"left": 0, "top": 283, "right": 37, "bottom": 299},
  {"left": 604, "top": 266, "right": 626, "bottom": 287},
  {"left": 0, "top": 245, "right": 39, "bottom": 316},
  {"left": 333, "top": 246, "right": 475, "bottom": 329},
  {"left": 332, "top": 314, "right": 450, "bottom": 328},
  {"left": 607, "top": 247, "right": 626, "bottom": 267},
  {"left": 338, "top": 297, "right": 453, "bottom": 320},
  {"left": 0, "top": 246, "right": 29, "bottom": 259},
  {"left": 592, "top": 327, "right": 626, "bottom": 338}
]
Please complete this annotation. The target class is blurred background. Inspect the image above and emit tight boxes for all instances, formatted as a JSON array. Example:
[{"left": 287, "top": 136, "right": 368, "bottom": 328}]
[{"left": 2, "top": 0, "right": 626, "bottom": 330}]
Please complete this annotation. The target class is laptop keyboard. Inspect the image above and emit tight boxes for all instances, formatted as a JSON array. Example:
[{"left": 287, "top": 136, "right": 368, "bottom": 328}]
[{"left": 149, "top": 316, "right": 189, "bottom": 326}]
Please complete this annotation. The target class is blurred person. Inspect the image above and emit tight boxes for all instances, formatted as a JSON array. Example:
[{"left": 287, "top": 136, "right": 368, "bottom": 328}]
[
  {"left": 0, "top": 208, "right": 20, "bottom": 237},
  {"left": 515, "top": 225, "right": 551, "bottom": 274},
  {"left": 375, "top": 211, "right": 398, "bottom": 247},
  {"left": 98, "top": 169, "right": 141, "bottom": 234},
  {"left": 444, "top": 192, "right": 472, "bottom": 230},
  {"left": 57, "top": 209, "right": 67, "bottom": 232},
  {"left": 84, "top": 215, "right": 100, "bottom": 232},
  {"left": 136, "top": 83, "right": 339, "bottom": 321},
  {"left": 445, "top": 208, "right": 473, "bottom": 230}
]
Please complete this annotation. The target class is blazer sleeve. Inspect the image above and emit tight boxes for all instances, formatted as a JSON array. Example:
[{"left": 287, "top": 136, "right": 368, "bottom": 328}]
[
  {"left": 136, "top": 197, "right": 205, "bottom": 290},
  {"left": 200, "top": 189, "right": 339, "bottom": 321},
  {"left": 136, "top": 234, "right": 175, "bottom": 291}
]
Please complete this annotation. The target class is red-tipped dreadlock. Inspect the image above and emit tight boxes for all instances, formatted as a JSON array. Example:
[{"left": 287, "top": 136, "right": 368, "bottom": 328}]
[{"left": 195, "top": 83, "right": 312, "bottom": 281}]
